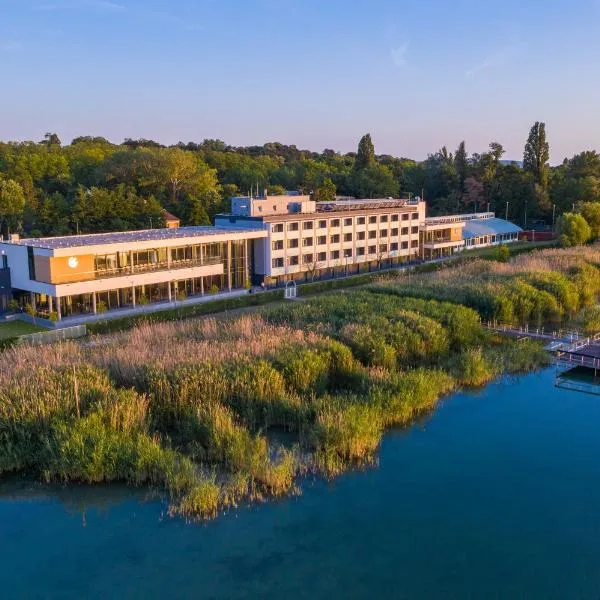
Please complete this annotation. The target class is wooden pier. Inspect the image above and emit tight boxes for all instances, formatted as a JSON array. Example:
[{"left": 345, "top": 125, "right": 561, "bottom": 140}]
[{"left": 483, "top": 323, "right": 600, "bottom": 394}]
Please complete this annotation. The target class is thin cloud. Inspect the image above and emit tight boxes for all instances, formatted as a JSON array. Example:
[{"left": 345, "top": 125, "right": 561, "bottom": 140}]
[
  {"left": 390, "top": 41, "right": 409, "bottom": 68},
  {"left": 465, "top": 45, "right": 523, "bottom": 79},
  {"left": 0, "top": 41, "right": 22, "bottom": 52},
  {"left": 148, "top": 10, "right": 203, "bottom": 32},
  {"left": 35, "top": 1, "right": 125, "bottom": 10}
]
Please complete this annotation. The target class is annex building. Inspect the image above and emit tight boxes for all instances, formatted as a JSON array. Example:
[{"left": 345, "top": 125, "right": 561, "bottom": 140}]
[{"left": 0, "top": 192, "right": 522, "bottom": 320}]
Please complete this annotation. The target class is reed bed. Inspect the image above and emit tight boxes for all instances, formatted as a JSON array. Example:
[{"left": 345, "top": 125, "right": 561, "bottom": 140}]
[
  {"left": 1, "top": 254, "right": 566, "bottom": 519},
  {"left": 372, "top": 245, "right": 600, "bottom": 325}
]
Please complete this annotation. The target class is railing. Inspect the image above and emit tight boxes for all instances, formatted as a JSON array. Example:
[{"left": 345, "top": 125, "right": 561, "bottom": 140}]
[
  {"left": 18, "top": 325, "right": 87, "bottom": 345},
  {"left": 50, "top": 256, "right": 224, "bottom": 284}
]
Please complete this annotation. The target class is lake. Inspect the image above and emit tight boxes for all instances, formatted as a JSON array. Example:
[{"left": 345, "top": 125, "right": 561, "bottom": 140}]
[{"left": 2, "top": 368, "right": 600, "bottom": 599}]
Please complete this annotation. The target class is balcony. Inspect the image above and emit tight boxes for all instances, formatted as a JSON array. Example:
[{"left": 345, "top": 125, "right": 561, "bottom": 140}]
[{"left": 48, "top": 256, "right": 224, "bottom": 285}]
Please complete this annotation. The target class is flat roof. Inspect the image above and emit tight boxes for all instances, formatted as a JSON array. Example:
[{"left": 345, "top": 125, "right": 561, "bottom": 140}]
[
  {"left": 3, "top": 226, "right": 264, "bottom": 250},
  {"left": 317, "top": 198, "right": 419, "bottom": 212},
  {"left": 463, "top": 218, "right": 522, "bottom": 239}
]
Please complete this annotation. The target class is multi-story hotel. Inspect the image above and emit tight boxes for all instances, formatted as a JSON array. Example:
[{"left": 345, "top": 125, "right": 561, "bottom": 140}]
[
  {"left": 216, "top": 194, "right": 426, "bottom": 285},
  {"left": 0, "top": 192, "right": 522, "bottom": 320}
]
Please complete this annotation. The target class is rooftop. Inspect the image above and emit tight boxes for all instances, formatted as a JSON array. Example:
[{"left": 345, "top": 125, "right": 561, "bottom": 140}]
[
  {"left": 2, "top": 226, "right": 262, "bottom": 250},
  {"left": 463, "top": 217, "right": 522, "bottom": 239},
  {"left": 316, "top": 198, "right": 420, "bottom": 212}
]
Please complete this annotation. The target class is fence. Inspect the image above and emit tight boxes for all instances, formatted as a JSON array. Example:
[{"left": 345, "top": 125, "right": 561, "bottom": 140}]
[{"left": 17, "top": 325, "right": 87, "bottom": 346}]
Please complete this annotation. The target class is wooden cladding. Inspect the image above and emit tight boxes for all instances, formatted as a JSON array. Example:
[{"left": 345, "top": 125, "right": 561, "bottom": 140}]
[{"left": 34, "top": 255, "right": 96, "bottom": 284}]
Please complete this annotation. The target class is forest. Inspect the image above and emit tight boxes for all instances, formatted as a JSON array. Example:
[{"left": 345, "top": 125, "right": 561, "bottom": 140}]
[{"left": 1, "top": 123, "right": 600, "bottom": 238}]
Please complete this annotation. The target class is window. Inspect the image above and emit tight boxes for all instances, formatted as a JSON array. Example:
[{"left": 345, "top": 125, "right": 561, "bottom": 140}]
[
  {"left": 391, "top": 214, "right": 399, "bottom": 222},
  {"left": 272, "top": 224, "right": 284, "bottom": 233},
  {"left": 411, "top": 240, "right": 419, "bottom": 248},
  {"left": 303, "top": 221, "right": 313, "bottom": 230},
  {"left": 317, "top": 252, "right": 327, "bottom": 262},
  {"left": 402, "top": 213, "right": 409, "bottom": 221},
  {"left": 318, "top": 220, "right": 327, "bottom": 229},
  {"left": 391, "top": 228, "right": 398, "bottom": 237},
  {"left": 411, "top": 226, "right": 419, "bottom": 234},
  {"left": 380, "top": 230, "right": 388, "bottom": 238},
  {"left": 343, "top": 249, "right": 352, "bottom": 258},
  {"left": 331, "top": 219, "right": 340, "bottom": 227},
  {"left": 272, "top": 240, "right": 284, "bottom": 251},
  {"left": 356, "top": 247, "right": 365, "bottom": 256},
  {"left": 344, "top": 233, "right": 353, "bottom": 242},
  {"left": 357, "top": 231, "right": 366, "bottom": 240},
  {"left": 288, "top": 238, "right": 299, "bottom": 249},
  {"left": 369, "top": 216, "right": 377, "bottom": 224},
  {"left": 317, "top": 235, "right": 327, "bottom": 245},
  {"left": 330, "top": 250, "right": 340, "bottom": 260},
  {"left": 330, "top": 234, "right": 340, "bottom": 243},
  {"left": 412, "top": 213, "right": 419, "bottom": 220},
  {"left": 401, "top": 227, "right": 409, "bottom": 236},
  {"left": 357, "top": 217, "right": 366, "bottom": 225},
  {"left": 288, "top": 255, "right": 299, "bottom": 266},
  {"left": 379, "top": 244, "right": 388, "bottom": 253},
  {"left": 401, "top": 241, "right": 409, "bottom": 249},
  {"left": 303, "top": 254, "right": 314, "bottom": 265},
  {"left": 272, "top": 257, "right": 284, "bottom": 268},
  {"left": 390, "top": 243, "right": 398, "bottom": 252},
  {"left": 380, "top": 215, "right": 388, "bottom": 223},
  {"left": 302, "top": 237, "right": 314, "bottom": 247},
  {"left": 368, "top": 245, "right": 377, "bottom": 255},
  {"left": 368, "top": 231, "right": 377, "bottom": 239},
  {"left": 344, "top": 218, "right": 353, "bottom": 226},
  {"left": 288, "top": 222, "right": 299, "bottom": 231}
]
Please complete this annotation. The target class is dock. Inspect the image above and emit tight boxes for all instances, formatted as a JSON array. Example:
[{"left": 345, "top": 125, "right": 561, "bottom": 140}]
[{"left": 483, "top": 323, "right": 600, "bottom": 395}]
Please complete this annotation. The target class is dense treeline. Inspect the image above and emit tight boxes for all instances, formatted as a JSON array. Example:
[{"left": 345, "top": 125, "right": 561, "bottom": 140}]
[{"left": 2, "top": 124, "right": 600, "bottom": 238}]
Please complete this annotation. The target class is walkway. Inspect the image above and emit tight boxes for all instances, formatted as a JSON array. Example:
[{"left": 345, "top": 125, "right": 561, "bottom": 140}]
[{"left": 57, "top": 288, "right": 252, "bottom": 327}]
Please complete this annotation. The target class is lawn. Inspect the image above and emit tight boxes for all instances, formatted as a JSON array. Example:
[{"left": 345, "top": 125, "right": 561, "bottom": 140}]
[{"left": 0, "top": 320, "right": 47, "bottom": 340}]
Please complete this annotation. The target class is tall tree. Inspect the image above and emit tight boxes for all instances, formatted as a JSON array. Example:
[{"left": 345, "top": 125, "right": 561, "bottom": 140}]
[
  {"left": 355, "top": 134, "right": 375, "bottom": 170},
  {"left": 523, "top": 122, "right": 550, "bottom": 189},
  {"left": 455, "top": 141, "right": 468, "bottom": 193}
]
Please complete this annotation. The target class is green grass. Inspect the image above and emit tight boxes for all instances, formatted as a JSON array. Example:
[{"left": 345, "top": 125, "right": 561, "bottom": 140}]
[{"left": 0, "top": 321, "right": 47, "bottom": 340}]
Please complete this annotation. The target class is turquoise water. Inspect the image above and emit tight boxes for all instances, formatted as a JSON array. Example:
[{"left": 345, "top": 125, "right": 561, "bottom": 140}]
[{"left": 3, "top": 369, "right": 600, "bottom": 599}]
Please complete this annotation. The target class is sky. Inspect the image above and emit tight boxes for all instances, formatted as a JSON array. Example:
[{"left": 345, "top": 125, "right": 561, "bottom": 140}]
[{"left": 1, "top": 0, "right": 600, "bottom": 162}]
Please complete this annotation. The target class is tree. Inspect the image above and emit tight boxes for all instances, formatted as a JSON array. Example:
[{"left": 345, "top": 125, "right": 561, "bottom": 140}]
[
  {"left": 355, "top": 134, "right": 375, "bottom": 170},
  {"left": 556, "top": 213, "right": 592, "bottom": 247},
  {"left": 580, "top": 202, "right": 600, "bottom": 240},
  {"left": 43, "top": 132, "right": 61, "bottom": 147},
  {"left": 0, "top": 179, "right": 26, "bottom": 234},
  {"left": 313, "top": 178, "right": 336, "bottom": 202},
  {"left": 523, "top": 122, "right": 550, "bottom": 189},
  {"left": 455, "top": 141, "right": 468, "bottom": 192},
  {"left": 348, "top": 164, "right": 399, "bottom": 199}
]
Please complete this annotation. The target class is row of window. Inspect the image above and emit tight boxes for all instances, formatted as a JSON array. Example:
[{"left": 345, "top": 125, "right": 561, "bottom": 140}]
[
  {"left": 271, "top": 227, "right": 419, "bottom": 250},
  {"left": 271, "top": 241, "right": 419, "bottom": 268},
  {"left": 271, "top": 213, "right": 419, "bottom": 233}
]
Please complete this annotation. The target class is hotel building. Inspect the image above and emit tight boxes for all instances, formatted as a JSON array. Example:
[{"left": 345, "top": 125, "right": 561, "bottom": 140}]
[
  {"left": 0, "top": 227, "right": 266, "bottom": 320},
  {"left": 0, "top": 193, "right": 522, "bottom": 320},
  {"left": 216, "top": 194, "right": 426, "bottom": 286}
]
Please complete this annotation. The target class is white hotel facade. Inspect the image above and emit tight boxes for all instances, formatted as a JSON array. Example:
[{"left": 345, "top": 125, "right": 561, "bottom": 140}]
[{"left": 0, "top": 193, "right": 521, "bottom": 320}]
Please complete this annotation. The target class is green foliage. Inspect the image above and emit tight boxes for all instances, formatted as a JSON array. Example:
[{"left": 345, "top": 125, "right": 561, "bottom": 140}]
[
  {"left": 494, "top": 244, "right": 510, "bottom": 262},
  {"left": 556, "top": 212, "right": 592, "bottom": 247}
]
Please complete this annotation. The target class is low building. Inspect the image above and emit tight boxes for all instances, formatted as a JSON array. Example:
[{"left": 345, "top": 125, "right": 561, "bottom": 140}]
[
  {"left": 421, "top": 213, "right": 522, "bottom": 259},
  {"left": 163, "top": 210, "right": 181, "bottom": 229},
  {"left": 216, "top": 194, "right": 426, "bottom": 286},
  {"left": 0, "top": 227, "right": 267, "bottom": 320},
  {"left": 462, "top": 215, "right": 522, "bottom": 249}
]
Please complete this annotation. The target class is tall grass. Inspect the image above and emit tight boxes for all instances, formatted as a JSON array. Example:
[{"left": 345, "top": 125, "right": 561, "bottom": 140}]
[{"left": 1, "top": 249, "right": 575, "bottom": 520}]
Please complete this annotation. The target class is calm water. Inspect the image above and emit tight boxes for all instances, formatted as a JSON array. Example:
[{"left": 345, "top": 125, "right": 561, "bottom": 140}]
[{"left": 3, "top": 368, "right": 600, "bottom": 599}]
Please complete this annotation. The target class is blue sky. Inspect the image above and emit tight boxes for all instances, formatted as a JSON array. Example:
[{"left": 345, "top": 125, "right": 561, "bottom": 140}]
[{"left": 1, "top": 0, "right": 599, "bottom": 161}]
